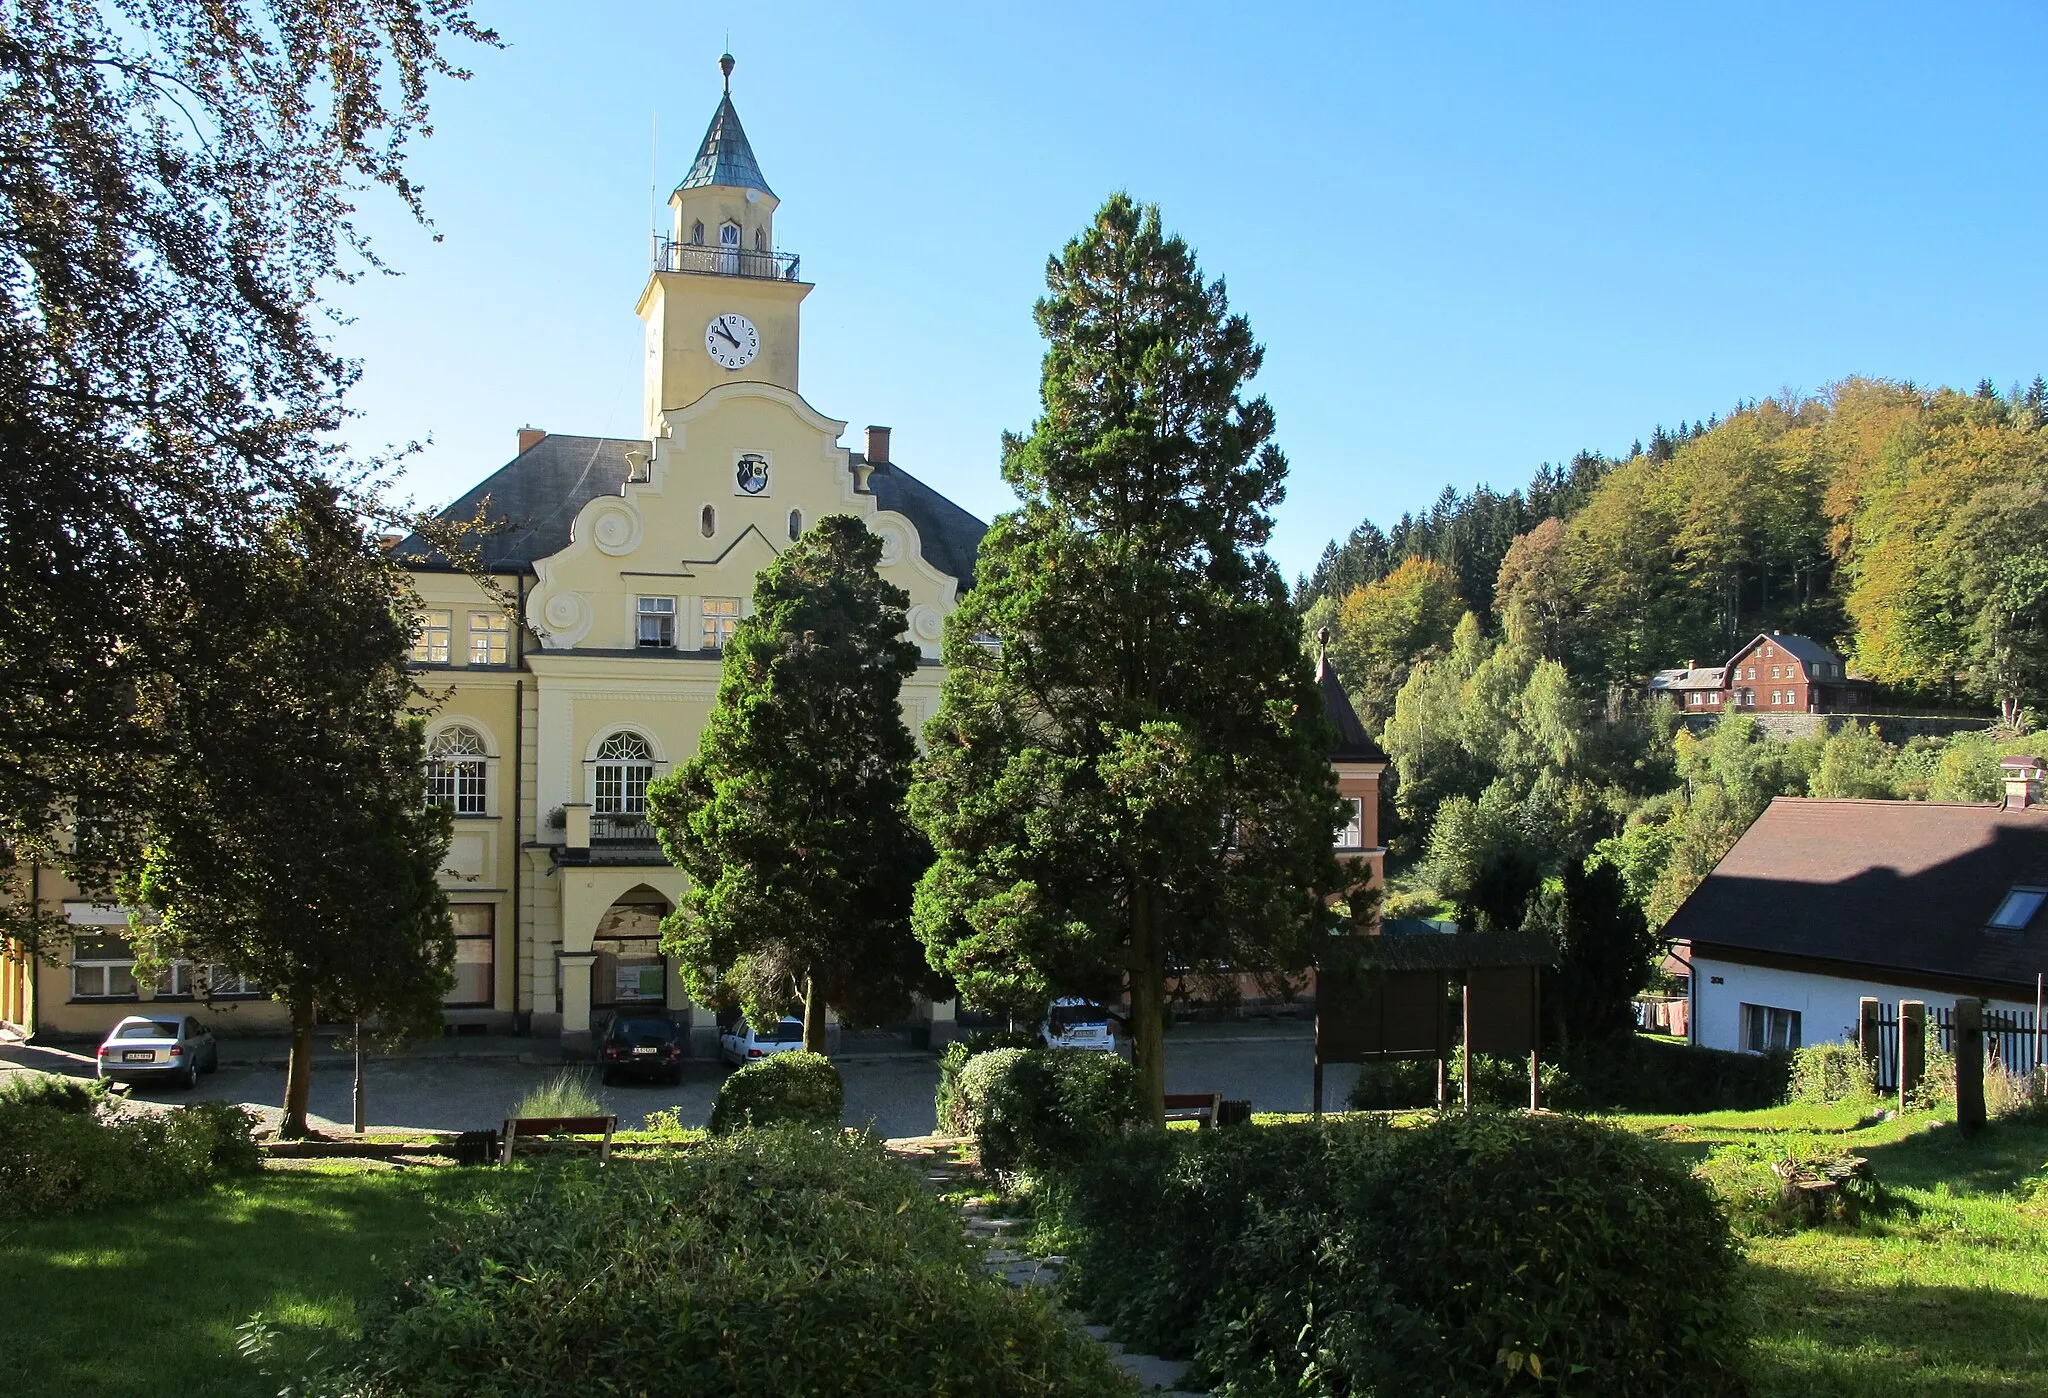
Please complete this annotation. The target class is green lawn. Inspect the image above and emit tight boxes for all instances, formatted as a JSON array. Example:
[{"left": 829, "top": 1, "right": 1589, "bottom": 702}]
[
  {"left": 1625, "top": 1103, "right": 2048, "bottom": 1396},
  {"left": 0, "top": 1162, "right": 493, "bottom": 1398},
  {"left": 7, "top": 1110, "right": 2046, "bottom": 1396}
]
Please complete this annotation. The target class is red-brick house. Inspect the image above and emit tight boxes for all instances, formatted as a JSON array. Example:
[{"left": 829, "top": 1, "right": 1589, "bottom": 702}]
[{"left": 1648, "top": 632, "right": 1868, "bottom": 714}]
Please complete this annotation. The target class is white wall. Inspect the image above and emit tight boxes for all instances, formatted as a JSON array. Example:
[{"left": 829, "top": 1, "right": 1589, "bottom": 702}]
[{"left": 1692, "top": 956, "right": 2035, "bottom": 1053}]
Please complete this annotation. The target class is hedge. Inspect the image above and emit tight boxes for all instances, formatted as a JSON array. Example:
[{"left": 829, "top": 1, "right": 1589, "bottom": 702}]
[
  {"left": 1046, "top": 1112, "right": 1746, "bottom": 1396},
  {"left": 1350, "top": 1037, "right": 1791, "bottom": 1115},
  {"left": 0, "top": 1095, "right": 260, "bottom": 1216},
  {"left": 300, "top": 1129, "right": 1134, "bottom": 1397},
  {"left": 709, "top": 1050, "right": 843, "bottom": 1134}
]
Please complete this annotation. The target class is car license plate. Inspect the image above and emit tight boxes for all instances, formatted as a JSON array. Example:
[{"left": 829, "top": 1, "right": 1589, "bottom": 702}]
[
  {"left": 632, "top": 1046, "right": 657, "bottom": 1056},
  {"left": 122, "top": 1050, "right": 156, "bottom": 1062}
]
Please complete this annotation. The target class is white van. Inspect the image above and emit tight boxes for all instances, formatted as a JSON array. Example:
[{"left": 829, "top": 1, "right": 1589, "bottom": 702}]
[{"left": 1040, "top": 998, "right": 1116, "bottom": 1052}]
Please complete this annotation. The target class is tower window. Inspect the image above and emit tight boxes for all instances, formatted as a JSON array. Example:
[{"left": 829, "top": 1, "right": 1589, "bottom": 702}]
[
  {"left": 755, "top": 226, "right": 767, "bottom": 251},
  {"left": 787, "top": 509, "right": 803, "bottom": 541},
  {"left": 700, "top": 504, "right": 716, "bottom": 538},
  {"left": 691, "top": 220, "right": 705, "bottom": 245}
]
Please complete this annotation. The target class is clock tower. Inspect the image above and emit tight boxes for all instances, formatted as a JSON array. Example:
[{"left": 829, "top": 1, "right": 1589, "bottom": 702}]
[{"left": 636, "top": 54, "right": 811, "bottom": 437}]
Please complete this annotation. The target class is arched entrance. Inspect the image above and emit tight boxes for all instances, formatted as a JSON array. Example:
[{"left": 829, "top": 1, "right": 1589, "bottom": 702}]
[{"left": 591, "top": 885, "right": 672, "bottom": 1019}]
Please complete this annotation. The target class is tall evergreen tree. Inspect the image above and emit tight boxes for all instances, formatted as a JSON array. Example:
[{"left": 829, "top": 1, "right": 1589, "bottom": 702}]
[
  {"left": 910, "top": 196, "right": 1349, "bottom": 1120},
  {"left": 650, "top": 516, "right": 937, "bottom": 1053},
  {"left": 127, "top": 486, "right": 454, "bottom": 1138}
]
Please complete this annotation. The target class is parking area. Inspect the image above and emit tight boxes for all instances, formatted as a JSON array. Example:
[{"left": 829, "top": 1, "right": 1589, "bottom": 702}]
[{"left": 1, "top": 1021, "right": 1355, "bottom": 1137}]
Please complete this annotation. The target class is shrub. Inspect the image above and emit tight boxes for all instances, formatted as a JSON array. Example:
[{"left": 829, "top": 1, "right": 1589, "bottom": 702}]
[
  {"left": 512, "top": 1069, "right": 602, "bottom": 1119},
  {"left": 1047, "top": 1113, "right": 1745, "bottom": 1396},
  {"left": 0, "top": 1072, "right": 103, "bottom": 1114},
  {"left": 709, "top": 1051, "right": 842, "bottom": 1135},
  {"left": 934, "top": 1028, "right": 1041, "bottom": 1134},
  {"left": 298, "top": 1129, "right": 1132, "bottom": 1397},
  {"left": 1568, "top": 1036, "right": 1790, "bottom": 1112},
  {"left": 1789, "top": 1042, "right": 1877, "bottom": 1105},
  {"left": 951, "top": 1048, "right": 1145, "bottom": 1177},
  {"left": 0, "top": 1099, "right": 259, "bottom": 1216}
]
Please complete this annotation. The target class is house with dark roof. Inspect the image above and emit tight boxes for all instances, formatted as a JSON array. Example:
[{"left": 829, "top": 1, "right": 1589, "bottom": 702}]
[
  {"left": 1664, "top": 758, "right": 2048, "bottom": 1060},
  {"left": 1648, "top": 632, "right": 1868, "bottom": 715}
]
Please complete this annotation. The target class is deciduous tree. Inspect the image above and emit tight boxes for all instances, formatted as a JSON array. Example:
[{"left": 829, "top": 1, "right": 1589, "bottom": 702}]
[{"left": 127, "top": 487, "right": 454, "bottom": 1138}]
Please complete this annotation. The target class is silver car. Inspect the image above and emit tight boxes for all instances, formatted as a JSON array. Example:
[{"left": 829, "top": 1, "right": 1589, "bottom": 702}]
[{"left": 95, "top": 1015, "right": 219, "bottom": 1089}]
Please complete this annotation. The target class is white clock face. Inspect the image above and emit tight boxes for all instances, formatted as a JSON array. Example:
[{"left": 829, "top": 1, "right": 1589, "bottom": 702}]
[{"left": 704, "top": 313, "right": 760, "bottom": 370}]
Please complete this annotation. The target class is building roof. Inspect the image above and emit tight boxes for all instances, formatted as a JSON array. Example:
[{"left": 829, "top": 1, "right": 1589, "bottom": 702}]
[
  {"left": 1648, "top": 665, "right": 1728, "bottom": 692},
  {"left": 1733, "top": 632, "right": 1843, "bottom": 671},
  {"left": 1664, "top": 796, "right": 2048, "bottom": 992},
  {"left": 678, "top": 91, "right": 773, "bottom": 196},
  {"left": 389, "top": 434, "right": 988, "bottom": 589},
  {"left": 1317, "top": 654, "right": 1389, "bottom": 763}
]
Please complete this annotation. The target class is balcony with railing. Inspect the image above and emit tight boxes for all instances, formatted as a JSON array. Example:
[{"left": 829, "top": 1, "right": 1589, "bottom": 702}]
[
  {"left": 591, "top": 812, "right": 657, "bottom": 845},
  {"left": 652, "top": 237, "right": 801, "bottom": 281}
]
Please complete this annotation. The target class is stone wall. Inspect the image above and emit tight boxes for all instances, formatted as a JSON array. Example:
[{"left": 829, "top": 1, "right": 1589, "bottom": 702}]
[{"left": 1675, "top": 711, "right": 1992, "bottom": 743}]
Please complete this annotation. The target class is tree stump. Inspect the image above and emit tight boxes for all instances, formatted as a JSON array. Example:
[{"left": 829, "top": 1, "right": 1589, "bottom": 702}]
[{"left": 1771, "top": 1154, "right": 1875, "bottom": 1225}]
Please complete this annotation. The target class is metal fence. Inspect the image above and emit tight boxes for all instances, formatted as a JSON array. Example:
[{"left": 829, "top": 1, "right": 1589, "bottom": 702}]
[{"left": 1865, "top": 1001, "right": 2039, "bottom": 1091}]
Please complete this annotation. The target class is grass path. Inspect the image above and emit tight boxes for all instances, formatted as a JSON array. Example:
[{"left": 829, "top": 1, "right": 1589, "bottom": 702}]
[{"left": 0, "top": 1163, "right": 489, "bottom": 1398}]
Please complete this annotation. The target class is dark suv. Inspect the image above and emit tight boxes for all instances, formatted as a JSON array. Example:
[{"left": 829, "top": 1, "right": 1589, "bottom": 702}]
[{"left": 599, "top": 1015, "right": 686, "bottom": 1085}]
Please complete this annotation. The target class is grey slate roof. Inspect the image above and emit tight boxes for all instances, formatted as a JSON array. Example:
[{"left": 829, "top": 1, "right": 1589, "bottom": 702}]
[
  {"left": 1648, "top": 665, "right": 1728, "bottom": 693},
  {"left": 391, "top": 434, "right": 988, "bottom": 590},
  {"left": 1317, "top": 656, "right": 1389, "bottom": 763},
  {"left": 1664, "top": 797, "right": 2048, "bottom": 993},
  {"left": 678, "top": 93, "right": 773, "bottom": 196},
  {"left": 391, "top": 434, "right": 639, "bottom": 573}
]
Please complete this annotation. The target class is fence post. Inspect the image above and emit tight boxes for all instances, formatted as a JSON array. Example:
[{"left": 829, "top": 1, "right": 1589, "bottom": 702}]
[
  {"left": 1899, "top": 1001, "right": 1925, "bottom": 1109},
  {"left": 1955, "top": 998, "right": 1986, "bottom": 1136},
  {"left": 1858, "top": 997, "right": 1882, "bottom": 1079}
]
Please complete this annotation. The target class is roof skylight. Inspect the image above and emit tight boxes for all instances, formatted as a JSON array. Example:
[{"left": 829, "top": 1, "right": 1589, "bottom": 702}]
[{"left": 1988, "top": 887, "right": 2046, "bottom": 932}]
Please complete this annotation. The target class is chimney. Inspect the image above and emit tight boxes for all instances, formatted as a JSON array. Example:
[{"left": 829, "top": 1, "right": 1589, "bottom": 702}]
[
  {"left": 517, "top": 426, "right": 547, "bottom": 455},
  {"left": 2001, "top": 756, "right": 2043, "bottom": 810},
  {"left": 865, "top": 425, "right": 891, "bottom": 467}
]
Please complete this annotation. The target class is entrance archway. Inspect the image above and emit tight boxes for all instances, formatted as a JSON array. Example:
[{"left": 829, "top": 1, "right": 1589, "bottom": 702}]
[{"left": 591, "top": 885, "right": 672, "bottom": 1020}]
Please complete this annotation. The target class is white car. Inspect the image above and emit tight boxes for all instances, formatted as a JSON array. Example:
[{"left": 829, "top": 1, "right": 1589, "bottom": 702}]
[
  {"left": 1040, "top": 999, "right": 1117, "bottom": 1052},
  {"left": 720, "top": 1016, "right": 807, "bottom": 1066},
  {"left": 95, "top": 1014, "right": 219, "bottom": 1089}
]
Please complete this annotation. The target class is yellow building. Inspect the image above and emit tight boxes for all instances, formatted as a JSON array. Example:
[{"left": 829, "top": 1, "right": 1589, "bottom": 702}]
[
  {"left": 7, "top": 58, "right": 986, "bottom": 1053},
  {"left": 387, "top": 56, "right": 984, "bottom": 1056}
]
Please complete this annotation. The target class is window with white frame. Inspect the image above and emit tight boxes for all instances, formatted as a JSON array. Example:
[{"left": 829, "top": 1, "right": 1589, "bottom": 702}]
[
  {"left": 444, "top": 903, "right": 494, "bottom": 1007},
  {"left": 637, "top": 596, "right": 676, "bottom": 648},
  {"left": 428, "top": 726, "right": 489, "bottom": 816},
  {"left": 701, "top": 597, "right": 741, "bottom": 650},
  {"left": 1740, "top": 1002, "right": 1801, "bottom": 1052},
  {"left": 156, "top": 961, "right": 260, "bottom": 999},
  {"left": 593, "top": 732, "right": 655, "bottom": 818},
  {"left": 70, "top": 932, "right": 137, "bottom": 999},
  {"left": 1334, "top": 797, "right": 1364, "bottom": 850},
  {"left": 469, "top": 611, "right": 510, "bottom": 665},
  {"left": 410, "top": 609, "right": 452, "bottom": 664}
]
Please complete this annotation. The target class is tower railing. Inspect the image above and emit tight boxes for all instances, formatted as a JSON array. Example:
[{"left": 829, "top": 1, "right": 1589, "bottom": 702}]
[{"left": 652, "top": 237, "right": 801, "bottom": 281}]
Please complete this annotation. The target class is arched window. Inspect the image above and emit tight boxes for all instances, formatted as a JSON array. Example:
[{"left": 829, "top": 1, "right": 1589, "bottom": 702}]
[
  {"left": 787, "top": 509, "right": 803, "bottom": 541},
  {"left": 690, "top": 219, "right": 705, "bottom": 245},
  {"left": 428, "top": 726, "right": 488, "bottom": 815},
  {"left": 754, "top": 226, "right": 767, "bottom": 251},
  {"left": 593, "top": 732, "right": 654, "bottom": 818},
  {"left": 700, "top": 504, "right": 717, "bottom": 538}
]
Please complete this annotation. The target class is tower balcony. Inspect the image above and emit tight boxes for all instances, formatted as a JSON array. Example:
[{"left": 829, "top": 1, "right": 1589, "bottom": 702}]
[{"left": 652, "top": 236, "right": 801, "bottom": 281}]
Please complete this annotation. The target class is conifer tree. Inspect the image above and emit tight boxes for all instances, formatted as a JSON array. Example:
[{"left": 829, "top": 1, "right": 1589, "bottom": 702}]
[
  {"left": 910, "top": 196, "right": 1349, "bottom": 1121},
  {"left": 650, "top": 516, "right": 937, "bottom": 1052}
]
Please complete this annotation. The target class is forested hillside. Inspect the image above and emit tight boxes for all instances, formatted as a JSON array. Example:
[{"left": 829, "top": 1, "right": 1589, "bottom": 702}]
[
  {"left": 1300, "top": 376, "right": 2048, "bottom": 952},
  {"left": 1304, "top": 377, "right": 2048, "bottom": 728}
]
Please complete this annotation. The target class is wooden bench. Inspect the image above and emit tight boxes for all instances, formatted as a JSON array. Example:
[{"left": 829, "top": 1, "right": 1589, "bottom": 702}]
[
  {"left": 1163, "top": 1093, "right": 1224, "bottom": 1129},
  {"left": 499, "top": 1114, "right": 617, "bottom": 1165}
]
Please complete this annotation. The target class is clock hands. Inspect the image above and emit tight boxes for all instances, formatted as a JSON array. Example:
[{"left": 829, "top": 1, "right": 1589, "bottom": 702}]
[{"left": 714, "top": 317, "right": 741, "bottom": 348}]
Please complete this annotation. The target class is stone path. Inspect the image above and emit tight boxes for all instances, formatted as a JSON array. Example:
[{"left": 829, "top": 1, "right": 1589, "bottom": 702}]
[{"left": 887, "top": 1135, "right": 1203, "bottom": 1396}]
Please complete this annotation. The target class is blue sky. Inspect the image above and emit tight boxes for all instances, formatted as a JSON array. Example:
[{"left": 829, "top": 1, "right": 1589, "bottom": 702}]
[{"left": 334, "top": 2, "right": 2048, "bottom": 583}]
